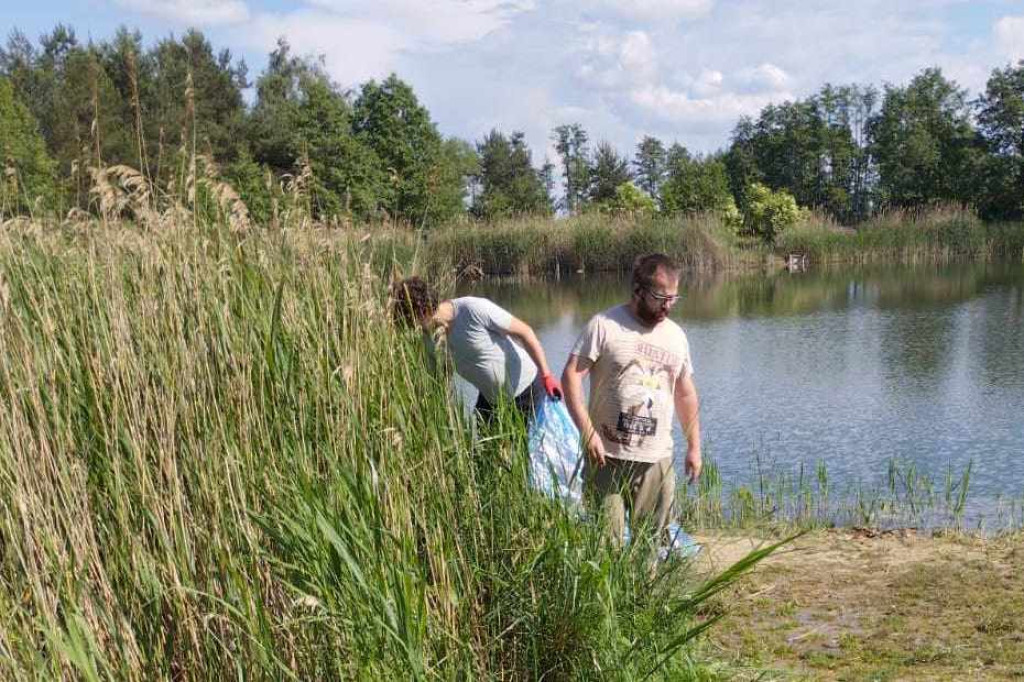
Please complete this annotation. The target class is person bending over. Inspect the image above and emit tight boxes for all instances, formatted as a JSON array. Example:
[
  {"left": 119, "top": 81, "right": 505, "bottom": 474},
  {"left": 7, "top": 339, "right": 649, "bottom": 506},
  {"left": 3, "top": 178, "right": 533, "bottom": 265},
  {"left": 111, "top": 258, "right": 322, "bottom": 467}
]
[{"left": 390, "top": 277, "right": 562, "bottom": 422}]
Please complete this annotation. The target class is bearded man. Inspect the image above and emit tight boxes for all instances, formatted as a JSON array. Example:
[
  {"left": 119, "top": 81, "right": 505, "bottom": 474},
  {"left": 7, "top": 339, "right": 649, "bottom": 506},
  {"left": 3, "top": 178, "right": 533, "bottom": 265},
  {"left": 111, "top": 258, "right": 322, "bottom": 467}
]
[{"left": 562, "top": 253, "right": 702, "bottom": 546}]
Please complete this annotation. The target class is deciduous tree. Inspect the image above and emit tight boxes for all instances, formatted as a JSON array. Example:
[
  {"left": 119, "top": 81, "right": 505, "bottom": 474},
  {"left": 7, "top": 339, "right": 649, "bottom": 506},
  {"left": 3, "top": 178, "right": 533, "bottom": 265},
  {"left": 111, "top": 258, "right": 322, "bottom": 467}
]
[
  {"left": 976, "top": 61, "right": 1024, "bottom": 218},
  {"left": 868, "top": 68, "right": 982, "bottom": 209},
  {"left": 353, "top": 74, "right": 458, "bottom": 224},
  {"left": 0, "top": 76, "right": 55, "bottom": 213}
]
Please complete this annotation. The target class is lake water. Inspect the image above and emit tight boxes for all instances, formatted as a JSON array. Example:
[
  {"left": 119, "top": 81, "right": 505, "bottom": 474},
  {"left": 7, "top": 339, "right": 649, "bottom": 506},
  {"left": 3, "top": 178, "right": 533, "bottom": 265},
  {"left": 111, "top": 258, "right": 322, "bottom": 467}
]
[{"left": 458, "top": 262, "right": 1024, "bottom": 527}]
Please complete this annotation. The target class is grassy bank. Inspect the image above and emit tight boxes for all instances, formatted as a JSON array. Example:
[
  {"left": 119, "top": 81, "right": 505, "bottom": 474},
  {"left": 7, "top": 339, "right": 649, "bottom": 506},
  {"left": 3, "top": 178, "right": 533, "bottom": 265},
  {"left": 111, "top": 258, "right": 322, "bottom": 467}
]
[
  {"left": 392, "top": 208, "right": 1024, "bottom": 280},
  {"left": 780, "top": 206, "right": 1024, "bottom": 265},
  {"left": 0, "top": 219, "right": 776, "bottom": 680},
  {"left": 394, "top": 206, "right": 1024, "bottom": 280},
  {"left": 416, "top": 212, "right": 742, "bottom": 278},
  {"left": 10, "top": 206, "right": 1024, "bottom": 284}
]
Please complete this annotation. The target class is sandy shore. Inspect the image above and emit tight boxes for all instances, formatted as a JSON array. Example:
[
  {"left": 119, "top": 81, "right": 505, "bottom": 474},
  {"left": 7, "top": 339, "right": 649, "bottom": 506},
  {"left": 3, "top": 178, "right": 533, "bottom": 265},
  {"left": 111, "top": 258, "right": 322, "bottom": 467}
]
[{"left": 693, "top": 529, "right": 1024, "bottom": 680}]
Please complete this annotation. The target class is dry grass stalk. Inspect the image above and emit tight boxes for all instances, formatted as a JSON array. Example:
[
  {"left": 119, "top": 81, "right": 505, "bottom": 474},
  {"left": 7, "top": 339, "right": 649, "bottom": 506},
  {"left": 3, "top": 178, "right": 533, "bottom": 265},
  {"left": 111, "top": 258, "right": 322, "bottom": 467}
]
[
  {"left": 89, "top": 164, "right": 160, "bottom": 227},
  {"left": 1, "top": 161, "right": 17, "bottom": 216},
  {"left": 126, "top": 48, "right": 150, "bottom": 182},
  {"left": 89, "top": 54, "right": 102, "bottom": 168},
  {"left": 277, "top": 156, "right": 314, "bottom": 229},
  {"left": 197, "top": 154, "right": 251, "bottom": 232}
]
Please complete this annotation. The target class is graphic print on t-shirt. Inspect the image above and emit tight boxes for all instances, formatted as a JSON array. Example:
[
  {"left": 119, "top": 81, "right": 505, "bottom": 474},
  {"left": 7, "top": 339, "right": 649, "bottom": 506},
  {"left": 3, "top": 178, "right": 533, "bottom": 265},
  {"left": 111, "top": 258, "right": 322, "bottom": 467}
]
[{"left": 601, "top": 340, "right": 681, "bottom": 448}]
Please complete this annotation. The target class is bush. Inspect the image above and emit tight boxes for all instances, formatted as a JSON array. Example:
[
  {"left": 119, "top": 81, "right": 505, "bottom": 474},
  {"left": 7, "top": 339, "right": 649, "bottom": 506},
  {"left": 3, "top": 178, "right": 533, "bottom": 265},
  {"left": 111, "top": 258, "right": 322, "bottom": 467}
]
[
  {"left": 606, "top": 181, "right": 657, "bottom": 214},
  {"left": 743, "top": 182, "right": 803, "bottom": 246},
  {"left": 721, "top": 196, "right": 744, "bottom": 232}
]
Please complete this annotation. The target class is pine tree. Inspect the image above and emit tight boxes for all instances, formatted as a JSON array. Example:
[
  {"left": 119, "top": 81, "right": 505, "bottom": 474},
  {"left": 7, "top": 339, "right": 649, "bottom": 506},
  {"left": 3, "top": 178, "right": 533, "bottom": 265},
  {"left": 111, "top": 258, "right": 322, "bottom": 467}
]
[
  {"left": 588, "top": 141, "right": 631, "bottom": 205},
  {"left": 553, "top": 123, "right": 590, "bottom": 213},
  {"left": 633, "top": 135, "right": 666, "bottom": 198},
  {"left": 472, "top": 130, "right": 551, "bottom": 218}
]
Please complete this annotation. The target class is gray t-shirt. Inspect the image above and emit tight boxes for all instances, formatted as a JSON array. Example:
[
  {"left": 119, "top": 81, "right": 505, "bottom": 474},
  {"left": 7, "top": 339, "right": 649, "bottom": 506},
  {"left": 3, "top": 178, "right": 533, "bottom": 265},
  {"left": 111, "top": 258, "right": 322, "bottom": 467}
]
[{"left": 447, "top": 297, "right": 537, "bottom": 403}]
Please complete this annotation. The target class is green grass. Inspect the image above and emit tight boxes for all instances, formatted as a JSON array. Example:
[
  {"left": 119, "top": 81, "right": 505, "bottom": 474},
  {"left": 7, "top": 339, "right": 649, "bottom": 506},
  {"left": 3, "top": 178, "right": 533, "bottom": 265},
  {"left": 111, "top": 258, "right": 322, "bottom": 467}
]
[
  {"left": 0, "top": 219, "right": 775, "bottom": 680},
  {"left": 680, "top": 455, "right": 1024, "bottom": 536},
  {"left": 3, "top": 209, "right": 1017, "bottom": 678}
]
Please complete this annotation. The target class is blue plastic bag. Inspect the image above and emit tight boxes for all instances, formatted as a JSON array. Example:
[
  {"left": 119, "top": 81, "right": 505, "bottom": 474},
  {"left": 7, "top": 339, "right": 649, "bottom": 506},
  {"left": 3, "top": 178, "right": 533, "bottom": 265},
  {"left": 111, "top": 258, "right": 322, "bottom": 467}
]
[
  {"left": 527, "top": 396, "right": 701, "bottom": 559},
  {"left": 527, "top": 396, "right": 583, "bottom": 503}
]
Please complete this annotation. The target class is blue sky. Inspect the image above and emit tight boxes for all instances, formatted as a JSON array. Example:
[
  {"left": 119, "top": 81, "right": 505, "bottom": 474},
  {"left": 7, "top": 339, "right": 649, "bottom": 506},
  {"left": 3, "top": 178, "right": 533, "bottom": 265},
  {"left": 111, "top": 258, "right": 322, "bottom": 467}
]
[{"left": 5, "top": 0, "right": 1024, "bottom": 160}]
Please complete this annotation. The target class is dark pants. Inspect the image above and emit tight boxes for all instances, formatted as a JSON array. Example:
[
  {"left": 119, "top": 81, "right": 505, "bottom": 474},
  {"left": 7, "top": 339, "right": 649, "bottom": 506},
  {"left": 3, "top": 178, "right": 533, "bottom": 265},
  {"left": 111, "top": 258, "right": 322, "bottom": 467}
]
[{"left": 474, "top": 379, "right": 539, "bottom": 425}]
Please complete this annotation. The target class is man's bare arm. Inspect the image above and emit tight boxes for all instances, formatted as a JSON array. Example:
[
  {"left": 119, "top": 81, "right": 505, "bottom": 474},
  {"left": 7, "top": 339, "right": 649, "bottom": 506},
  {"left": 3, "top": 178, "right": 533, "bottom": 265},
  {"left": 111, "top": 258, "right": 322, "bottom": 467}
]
[
  {"left": 562, "top": 354, "right": 606, "bottom": 466},
  {"left": 507, "top": 316, "right": 564, "bottom": 398},
  {"left": 674, "top": 372, "right": 702, "bottom": 482},
  {"left": 506, "top": 317, "right": 553, "bottom": 378}
]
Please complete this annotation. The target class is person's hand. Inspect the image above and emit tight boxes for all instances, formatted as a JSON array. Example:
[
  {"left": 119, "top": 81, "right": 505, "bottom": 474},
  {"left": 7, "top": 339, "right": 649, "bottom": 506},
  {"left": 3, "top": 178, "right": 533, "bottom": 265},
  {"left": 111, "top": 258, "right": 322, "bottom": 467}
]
[
  {"left": 684, "top": 447, "right": 702, "bottom": 483},
  {"left": 541, "top": 373, "right": 563, "bottom": 400},
  {"left": 584, "top": 430, "right": 606, "bottom": 468}
]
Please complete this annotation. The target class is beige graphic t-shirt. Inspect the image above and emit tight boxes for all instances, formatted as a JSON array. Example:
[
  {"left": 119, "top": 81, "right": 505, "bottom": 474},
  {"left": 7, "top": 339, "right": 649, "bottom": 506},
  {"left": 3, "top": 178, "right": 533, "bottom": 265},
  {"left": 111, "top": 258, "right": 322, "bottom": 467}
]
[{"left": 571, "top": 304, "right": 693, "bottom": 463}]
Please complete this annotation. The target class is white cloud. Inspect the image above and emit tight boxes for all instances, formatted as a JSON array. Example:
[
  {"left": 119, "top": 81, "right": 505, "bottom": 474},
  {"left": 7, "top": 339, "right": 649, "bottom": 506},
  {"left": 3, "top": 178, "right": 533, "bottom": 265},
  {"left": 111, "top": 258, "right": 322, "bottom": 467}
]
[
  {"left": 115, "top": 0, "right": 249, "bottom": 25},
  {"left": 620, "top": 31, "right": 657, "bottom": 73},
  {"left": 690, "top": 69, "right": 723, "bottom": 97},
  {"left": 735, "top": 63, "right": 790, "bottom": 93},
  {"left": 306, "top": 0, "right": 535, "bottom": 45},
  {"left": 247, "top": 11, "right": 405, "bottom": 87},
  {"left": 577, "top": 29, "right": 658, "bottom": 89},
  {"left": 628, "top": 83, "right": 794, "bottom": 127},
  {"left": 239, "top": 0, "right": 535, "bottom": 90},
  {"left": 590, "top": 0, "right": 714, "bottom": 22},
  {"left": 994, "top": 15, "right": 1024, "bottom": 61}
]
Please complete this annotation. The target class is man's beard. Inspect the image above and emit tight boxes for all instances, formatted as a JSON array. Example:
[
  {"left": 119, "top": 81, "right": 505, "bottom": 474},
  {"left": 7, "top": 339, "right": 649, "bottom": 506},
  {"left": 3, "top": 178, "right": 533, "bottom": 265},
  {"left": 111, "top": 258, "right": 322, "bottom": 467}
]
[{"left": 636, "top": 299, "right": 667, "bottom": 326}]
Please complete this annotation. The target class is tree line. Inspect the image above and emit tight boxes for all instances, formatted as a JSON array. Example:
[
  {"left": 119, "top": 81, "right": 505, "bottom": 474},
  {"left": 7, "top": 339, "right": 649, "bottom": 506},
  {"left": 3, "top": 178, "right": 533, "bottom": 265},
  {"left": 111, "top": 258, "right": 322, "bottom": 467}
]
[{"left": 2, "top": 24, "right": 1023, "bottom": 225}]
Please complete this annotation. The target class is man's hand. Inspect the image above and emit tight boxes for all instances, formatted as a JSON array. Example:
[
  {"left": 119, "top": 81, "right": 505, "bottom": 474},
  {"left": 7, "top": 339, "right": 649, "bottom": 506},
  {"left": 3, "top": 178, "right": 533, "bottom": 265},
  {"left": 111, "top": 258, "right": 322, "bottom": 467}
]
[
  {"left": 585, "top": 431, "right": 607, "bottom": 468},
  {"left": 684, "top": 447, "right": 702, "bottom": 483},
  {"left": 541, "top": 373, "right": 563, "bottom": 400}
]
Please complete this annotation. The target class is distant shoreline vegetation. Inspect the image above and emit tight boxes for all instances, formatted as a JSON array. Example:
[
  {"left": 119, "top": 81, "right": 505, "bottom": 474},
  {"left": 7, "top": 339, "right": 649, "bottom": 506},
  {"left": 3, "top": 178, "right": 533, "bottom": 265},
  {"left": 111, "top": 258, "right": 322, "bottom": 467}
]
[
  {"left": 3, "top": 25, "right": 1024, "bottom": 236},
  {"left": 382, "top": 208, "right": 1024, "bottom": 280}
]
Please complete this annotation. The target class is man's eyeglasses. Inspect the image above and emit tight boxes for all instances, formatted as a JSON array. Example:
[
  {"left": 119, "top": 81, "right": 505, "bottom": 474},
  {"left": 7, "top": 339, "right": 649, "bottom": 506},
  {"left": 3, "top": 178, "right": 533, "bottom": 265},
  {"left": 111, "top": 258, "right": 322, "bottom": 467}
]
[{"left": 643, "top": 288, "right": 681, "bottom": 305}]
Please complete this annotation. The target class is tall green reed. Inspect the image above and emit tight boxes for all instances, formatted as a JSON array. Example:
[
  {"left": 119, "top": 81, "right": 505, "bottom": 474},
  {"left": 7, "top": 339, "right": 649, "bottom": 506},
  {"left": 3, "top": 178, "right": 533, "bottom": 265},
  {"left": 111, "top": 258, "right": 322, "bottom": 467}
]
[
  {"left": 0, "top": 219, "right": 770, "bottom": 680},
  {"left": 419, "top": 213, "right": 736, "bottom": 279},
  {"left": 779, "top": 206, "right": 1024, "bottom": 265}
]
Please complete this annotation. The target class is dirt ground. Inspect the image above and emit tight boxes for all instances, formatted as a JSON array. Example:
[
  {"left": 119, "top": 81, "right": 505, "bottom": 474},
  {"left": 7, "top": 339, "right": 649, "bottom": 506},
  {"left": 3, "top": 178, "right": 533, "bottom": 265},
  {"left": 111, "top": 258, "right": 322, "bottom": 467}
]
[{"left": 694, "top": 529, "right": 1024, "bottom": 681}]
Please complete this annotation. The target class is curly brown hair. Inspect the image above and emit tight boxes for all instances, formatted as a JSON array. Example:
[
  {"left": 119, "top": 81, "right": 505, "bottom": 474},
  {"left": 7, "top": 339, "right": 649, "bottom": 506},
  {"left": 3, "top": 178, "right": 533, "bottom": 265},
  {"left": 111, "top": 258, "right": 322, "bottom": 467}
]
[{"left": 389, "top": 277, "right": 439, "bottom": 327}]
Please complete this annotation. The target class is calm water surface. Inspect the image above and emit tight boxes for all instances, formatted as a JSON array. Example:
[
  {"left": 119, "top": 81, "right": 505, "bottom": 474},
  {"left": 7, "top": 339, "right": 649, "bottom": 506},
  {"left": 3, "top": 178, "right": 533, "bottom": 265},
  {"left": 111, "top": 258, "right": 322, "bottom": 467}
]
[{"left": 458, "top": 263, "right": 1024, "bottom": 524}]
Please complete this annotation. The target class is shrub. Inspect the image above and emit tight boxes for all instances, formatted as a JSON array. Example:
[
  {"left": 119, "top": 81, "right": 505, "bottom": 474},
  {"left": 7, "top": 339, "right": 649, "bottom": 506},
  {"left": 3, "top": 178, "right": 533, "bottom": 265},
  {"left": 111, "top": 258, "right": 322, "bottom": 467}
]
[
  {"left": 607, "top": 181, "right": 657, "bottom": 214},
  {"left": 743, "top": 182, "right": 803, "bottom": 246}
]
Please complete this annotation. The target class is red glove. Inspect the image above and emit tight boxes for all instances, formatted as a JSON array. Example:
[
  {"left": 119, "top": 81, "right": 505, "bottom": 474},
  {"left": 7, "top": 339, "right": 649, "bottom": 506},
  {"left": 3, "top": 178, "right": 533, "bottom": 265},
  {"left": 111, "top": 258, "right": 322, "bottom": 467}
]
[{"left": 541, "top": 373, "right": 563, "bottom": 400}]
